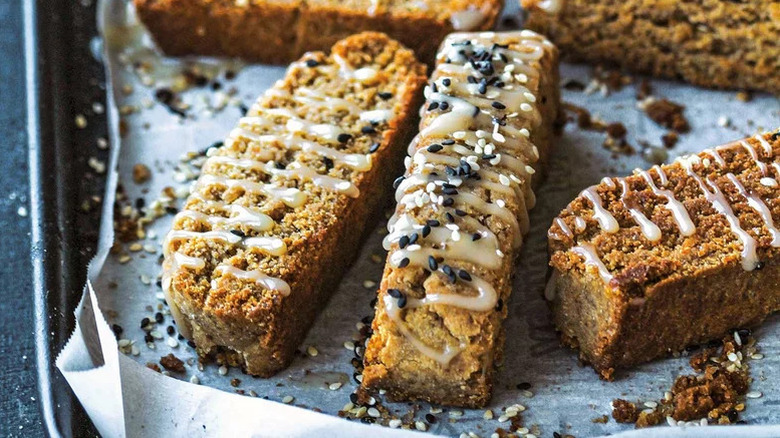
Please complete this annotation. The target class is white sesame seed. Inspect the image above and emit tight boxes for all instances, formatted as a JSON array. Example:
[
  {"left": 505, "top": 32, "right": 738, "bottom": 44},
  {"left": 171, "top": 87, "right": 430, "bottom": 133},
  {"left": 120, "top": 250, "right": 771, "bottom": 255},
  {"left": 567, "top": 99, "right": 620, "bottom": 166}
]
[
  {"left": 282, "top": 395, "right": 294, "bottom": 404},
  {"left": 307, "top": 346, "right": 319, "bottom": 357},
  {"left": 131, "top": 345, "right": 140, "bottom": 356},
  {"left": 150, "top": 330, "right": 163, "bottom": 340},
  {"left": 498, "top": 415, "right": 509, "bottom": 423},
  {"left": 520, "top": 103, "right": 533, "bottom": 112},
  {"left": 734, "top": 331, "right": 742, "bottom": 346},
  {"left": 667, "top": 416, "right": 678, "bottom": 427},
  {"left": 189, "top": 375, "right": 200, "bottom": 384},
  {"left": 449, "top": 410, "right": 464, "bottom": 418},
  {"left": 717, "top": 116, "right": 730, "bottom": 127},
  {"left": 429, "top": 407, "right": 443, "bottom": 414},
  {"left": 453, "top": 131, "right": 466, "bottom": 139},
  {"left": 388, "top": 419, "right": 402, "bottom": 428},
  {"left": 727, "top": 352, "right": 739, "bottom": 362},
  {"left": 166, "top": 337, "right": 179, "bottom": 348},
  {"left": 415, "top": 421, "right": 427, "bottom": 431},
  {"left": 751, "top": 353, "right": 764, "bottom": 360},
  {"left": 523, "top": 92, "right": 537, "bottom": 102},
  {"left": 700, "top": 418, "right": 709, "bottom": 426},
  {"left": 344, "top": 341, "right": 355, "bottom": 350},
  {"left": 499, "top": 174, "right": 511, "bottom": 186},
  {"left": 496, "top": 199, "right": 506, "bottom": 208},
  {"left": 362, "top": 280, "right": 376, "bottom": 289},
  {"left": 368, "top": 407, "right": 381, "bottom": 418},
  {"left": 746, "top": 391, "right": 763, "bottom": 398},
  {"left": 218, "top": 365, "right": 228, "bottom": 375},
  {"left": 493, "top": 132, "right": 506, "bottom": 143},
  {"left": 526, "top": 434, "right": 538, "bottom": 438},
  {"left": 329, "top": 382, "right": 343, "bottom": 391},
  {"left": 118, "top": 339, "right": 132, "bottom": 348},
  {"left": 644, "top": 401, "right": 658, "bottom": 408},
  {"left": 483, "top": 409, "right": 494, "bottom": 420}
]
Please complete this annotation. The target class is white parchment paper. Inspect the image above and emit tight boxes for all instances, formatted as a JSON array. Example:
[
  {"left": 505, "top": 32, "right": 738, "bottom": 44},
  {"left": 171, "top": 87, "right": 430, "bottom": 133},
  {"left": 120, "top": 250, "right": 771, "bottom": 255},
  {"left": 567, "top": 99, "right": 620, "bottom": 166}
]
[{"left": 56, "top": 0, "right": 780, "bottom": 436}]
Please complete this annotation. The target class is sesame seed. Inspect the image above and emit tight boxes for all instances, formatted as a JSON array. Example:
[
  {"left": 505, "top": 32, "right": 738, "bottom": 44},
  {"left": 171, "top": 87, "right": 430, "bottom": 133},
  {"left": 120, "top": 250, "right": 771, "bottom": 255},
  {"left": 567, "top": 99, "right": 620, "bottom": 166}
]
[
  {"left": 415, "top": 421, "right": 427, "bottom": 431},
  {"left": 746, "top": 391, "right": 763, "bottom": 398},
  {"left": 492, "top": 101, "right": 506, "bottom": 110},
  {"left": 282, "top": 395, "right": 294, "bottom": 404},
  {"left": 398, "top": 257, "right": 410, "bottom": 268},
  {"left": 218, "top": 365, "right": 228, "bottom": 375},
  {"left": 305, "top": 59, "right": 319, "bottom": 67},
  {"left": 329, "top": 382, "right": 343, "bottom": 391},
  {"left": 378, "top": 92, "right": 393, "bottom": 100},
  {"left": 307, "top": 346, "right": 319, "bottom": 357},
  {"left": 369, "top": 142, "right": 380, "bottom": 153},
  {"left": 368, "top": 407, "right": 381, "bottom": 417},
  {"left": 362, "top": 125, "right": 376, "bottom": 134},
  {"left": 388, "top": 419, "right": 402, "bottom": 428},
  {"left": 427, "top": 144, "right": 443, "bottom": 153},
  {"left": 337, "top": 133, "right": 352, "bottom": 143},
  {"left": 429, "top": 256, "right": 439, "bottom": 270},
  {"left": 190, "top": 375, "right": 200, "bottom": 384}
]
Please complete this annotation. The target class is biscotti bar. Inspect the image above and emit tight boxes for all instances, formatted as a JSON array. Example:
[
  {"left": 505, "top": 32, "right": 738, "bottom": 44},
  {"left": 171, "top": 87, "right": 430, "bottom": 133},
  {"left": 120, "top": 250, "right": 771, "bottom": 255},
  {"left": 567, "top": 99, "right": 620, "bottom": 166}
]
[
  {"left": 361, "top": 30, "right": 560, "bottom": 407},
  {"left": 162, "top": 32, "right": 426, "bottom": 377},
  {"left": 521, "top": 0, "right": 780, "bottom": 93},
  {"left": 548, "top": 130, "right": 780, "bottom": 380},
  {"left": 134, "top": 0, "right": 503, "bottom": 64}
]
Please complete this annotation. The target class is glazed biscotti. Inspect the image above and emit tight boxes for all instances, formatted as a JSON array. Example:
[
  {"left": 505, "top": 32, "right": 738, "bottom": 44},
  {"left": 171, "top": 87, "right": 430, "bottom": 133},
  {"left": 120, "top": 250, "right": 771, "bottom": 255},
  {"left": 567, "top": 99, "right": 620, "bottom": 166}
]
[
  {"left": 162, "top": 33, "right": 426, "bottom": 377},
  {"left": 134, "top": 0, "right": 503, "bottom": 64},
  {"left": 361, "top": 30, "right": 560, "bottom": 407},
  {"left": 548, "top": 130, "right": 780, "bottom": 380},
  {"left": 521, "top": 0, "right": 780, "bottom": 93}
]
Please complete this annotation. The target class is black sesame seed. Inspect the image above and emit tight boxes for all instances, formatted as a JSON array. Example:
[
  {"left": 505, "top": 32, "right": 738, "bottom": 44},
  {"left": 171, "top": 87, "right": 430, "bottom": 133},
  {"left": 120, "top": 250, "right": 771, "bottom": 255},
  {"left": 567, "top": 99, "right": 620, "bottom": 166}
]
[
  {"left": 398, "top": 257, "right": 410, "bottom": 268},
  {"left": 165, "top": 206, "right": 179, "bottom": 215},
  {"left": 322, "top": 157, "right": 334, "bottom": 170},
  {"left": 516, "top": 382, "right": 531, "bottom": 390},
  {"left": 397, "top": 295, "right": 407, "bottom": 308},
  {"left": 362, "top": 125, "right": 377, "bottom": 135},
  {"left": 154, "top": 88, "right": 175, "bottom": 104},
  {"left": 369, "top": 142, "right": 380, "bottom": 153},
  {"left": 726, "top": 409, "right": 738, "bottom": 423},
  {"left": 439, "top": 101, "right": 450, "bottom": 111},
  {"left": 425, "top": 413, "right": 437, "bottom": 423},
  {"left": 393, "top": 176, "right": 405, "bottom": 189},
  {"left": 239, "top": 104, "right": 249, "bottom": 116},
  {"left": 442, "top": 265, "right": 453, "bottom": 276},
  {"left": 187, "top": 340, "right": 196, "bottom": 348},
  {"left": 427, "top": 219, "right": 441, "bottom": 227},
  {"left": 477, "top": 81, "right": 487, "bottom": 95},
  {"left": 553, "top": 432, "right": 562, "bottom": 438},
  {"left": 472, "top": 233, "right": 482, "bottom": 241},
  {"left": 275, "top": 161, "right": 286, "bottom": 169},
  {"left": 135, "top": 198, "right": 146, "bottom": 210},
  {"left": 737, "top": 328, "right": 752, "bottom": 338},
  {"left": 140, "top": 317, "right": 150, "bottom": 329},
  {"left": 458, "top": 270, "right": 472, "bottom": 281},
  {"left": 350, "top": 393, "right": 359, "bottom": 404},
  {"left": 353, "top": 373, "right": 362, "bottom": 384},
  {"left": 305, "top": 59, "right": 319, "bottom": 67},
  {"left": 422, "top": 225, "right": 431, "bottom": 237},
  {"left": 445, "top": 212, "right": 455, "bottom": 222},
  {"left": 482, "top": 153, "right": 497, "bottom": 160},
  {"left": 443, "top": 197, "right": 455, "bottom": 207},
  {"left": 441, "top": 78, "right": 451, "bottom": 87},
  {"left": 378, "top": 92, "right": 393, "bottom": 100},
  {"left": 442, "top": 187, "right": 458, "bottom": 195},
  {"left": 166, "top": 325, "right": 176, "bottom": 336},
  {"left": 427, "top": 144, "right": 443, "bottom": 153},
  {"left": 428, "top": 102, "right": 440, "bottom": 111},
  {"left": 144, "top": 333, "right": 154, "bottom": 343},
  {"left": 428, "top": 255, "right": 438, "bottom": 271},
  {"left": 409, "top": 233, "right": 419, "bottom": 245},
  {"left": 225, "top": 70, "right": 236, "bottom": 80},
  {"left": 492, "top": 101, "right": 506, "bottom": 110},
  {"left": 230, "top": 229, "right": 246, "bottom": 238},
  {"left": 111, "top": 324, "right": 123, "bottom": 337},
  {"left": 387, "top": 288, "right": 402, "bottom": 298},
  {"left": 431, "top": 82, "right": 438, "bottom": 93},
  {"left": 455, "top": 209, "right": 467, "bottom": 216},
  {"left": 337, "top": 133, "right": 352, "bottom": 143},
  {"left": 154, "top": 312, "right": 164, "bottom": 323},
  {"left": 442, "top": 139, "right": 455, "bottom": 145},
  {"left": 467, "top": 75, "right": 477, "bottom": 84},
  {"left": 399, "top": 235, "right": 410, "bottom": 249}
]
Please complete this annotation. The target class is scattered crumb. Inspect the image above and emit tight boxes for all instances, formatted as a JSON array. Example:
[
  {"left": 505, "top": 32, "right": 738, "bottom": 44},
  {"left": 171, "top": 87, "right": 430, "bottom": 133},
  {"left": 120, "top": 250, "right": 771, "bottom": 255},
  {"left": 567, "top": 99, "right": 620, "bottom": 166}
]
[
  {"left": 612, "top": 399, "right": 639, "bottom": 424},
  {"left": 160, "top": 353, "right": 185, "bottom": 372},
  {"left": 636, "top": 79, "right": 652, "bottom": 100},
  {"left": 661, "top": 132, "right": 679, "bottom": 149},
  {"left": 591, "top": 415, "right": 609, "bottom": 424},
  {"left": 643, "top": 98, "right": 690, "bottom": 133},
  {"left": 736, "top": 91, "right": 752, "bottom": 102},
  {"left": 133, "top": 163, "right": 152, "bottom": 184},
  {"left": 145, "top": 362, "right": 161, "bottom": 373}
]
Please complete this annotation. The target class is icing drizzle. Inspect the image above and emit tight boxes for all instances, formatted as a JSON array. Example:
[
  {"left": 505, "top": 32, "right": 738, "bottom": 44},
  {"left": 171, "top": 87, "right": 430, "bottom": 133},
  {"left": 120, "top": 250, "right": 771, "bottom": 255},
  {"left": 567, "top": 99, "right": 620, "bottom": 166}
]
[
  {"left": 383, "top": 31, "right": 551, "bottom": 365},
  {"left": 163, "top": 53, "right": 397, "bottom": 301}
]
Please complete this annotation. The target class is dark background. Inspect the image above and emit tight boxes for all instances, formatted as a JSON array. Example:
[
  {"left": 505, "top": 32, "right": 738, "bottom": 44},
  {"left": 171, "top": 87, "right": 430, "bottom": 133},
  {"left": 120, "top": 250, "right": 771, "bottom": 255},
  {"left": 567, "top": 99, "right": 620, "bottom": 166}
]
[
  {"left": 2, "top": 0, "right": 108, "bottom": 435},
  {"left": 0, "top": 1, "right": 44, "bottom": 436}
]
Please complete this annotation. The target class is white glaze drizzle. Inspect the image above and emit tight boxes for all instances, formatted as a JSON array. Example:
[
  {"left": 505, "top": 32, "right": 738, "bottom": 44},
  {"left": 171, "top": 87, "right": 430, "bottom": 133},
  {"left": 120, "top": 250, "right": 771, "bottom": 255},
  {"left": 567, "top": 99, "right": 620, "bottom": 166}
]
[
  {"left": 755, "top": 133, "right": 773, "bottom": 155},
  {"left": 213, "top": 264, "right": 291, "bottom": 296},
  {"left": 638, "top": 168, "right": 696, "bottom": 236},
  {"left": 725, "top": 173, "right": 780, "bottom": 247},
  {"left": 581, "top": 187, "right": 619, "bottom": 233},
  {"left": 678, "top": 156, "right": 759, "bottom": 271},
  {"left": 618, "top": 179, "right": 662, "bottom": 242},
  {"left": 164, "top": 51, "right": 395, "bottom": 301},
  {"left": 740, "top": 140, "right": 769, "bottom": 176},
  {"left": 385, "top": 31, "right": 549, "bottom": 365},
  {"left": 571, "top": 243, "right": 613, "bottom": 285}
]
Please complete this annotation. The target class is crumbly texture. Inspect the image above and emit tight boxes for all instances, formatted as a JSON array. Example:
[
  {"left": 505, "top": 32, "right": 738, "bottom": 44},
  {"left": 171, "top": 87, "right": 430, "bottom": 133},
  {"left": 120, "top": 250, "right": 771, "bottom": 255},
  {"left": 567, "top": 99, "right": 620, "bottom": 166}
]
[
  {"left": 164, "top": 33, "right": 426, "bottom": 377},
  {"left": 612, "top": 334, "right": 755, "bottom": 427},
  {"left": 134, "top": 0, "right": 503, "bottom": 64},
  {"left": 521, "top": 0, "right": 780, "bottom": 93},
  {"left": 361, "top": 31, "right": 560, "bottom": 408},
  {"left": 548, "top": 131, "right": 780, "bottom": 380}
]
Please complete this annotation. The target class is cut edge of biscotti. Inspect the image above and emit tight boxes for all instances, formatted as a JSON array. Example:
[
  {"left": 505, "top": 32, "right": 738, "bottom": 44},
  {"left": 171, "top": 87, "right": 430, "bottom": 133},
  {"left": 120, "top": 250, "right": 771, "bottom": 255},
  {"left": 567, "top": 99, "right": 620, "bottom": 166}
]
[
  {"left": 360, "top": 29, "right": 560, "bottom": 407},
  {"left": 547, "top": 129, "right": 780, "bottom": 379},
  {"left": 161, "top": 32, "right": 427, "bottom": 377}
]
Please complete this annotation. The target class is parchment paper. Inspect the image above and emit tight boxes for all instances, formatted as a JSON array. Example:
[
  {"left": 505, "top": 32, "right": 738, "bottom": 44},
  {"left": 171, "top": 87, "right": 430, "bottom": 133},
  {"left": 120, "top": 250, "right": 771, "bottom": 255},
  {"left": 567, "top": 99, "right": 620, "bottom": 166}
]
[{"left": 56, "top": 0, "right": 780, "bottom": 436}]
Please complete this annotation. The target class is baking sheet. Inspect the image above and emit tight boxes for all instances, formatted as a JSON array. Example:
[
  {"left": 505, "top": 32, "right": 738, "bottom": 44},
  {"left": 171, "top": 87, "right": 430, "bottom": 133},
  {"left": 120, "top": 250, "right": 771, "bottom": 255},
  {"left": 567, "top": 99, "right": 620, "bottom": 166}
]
[{"left": 56, "top": 0, "right": 780, "bottom": 436}]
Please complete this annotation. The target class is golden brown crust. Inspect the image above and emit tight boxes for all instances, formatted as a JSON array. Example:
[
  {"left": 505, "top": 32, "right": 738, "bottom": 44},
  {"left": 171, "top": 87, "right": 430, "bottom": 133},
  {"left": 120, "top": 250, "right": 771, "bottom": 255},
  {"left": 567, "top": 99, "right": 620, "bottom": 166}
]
[
  {"left": 134, "top": 0, "right": 504, "bottom": 64},
  {"left": 361, "top": 31, "right": 560, "bottom": 407},
  {"left": 522, "top": 0, "right": 780, "bottom": 93},
  {"left": 163, "top": 32, "right": 427, "bottom": 377},
  {"left": 548, "top": 130, "right": 780, "bottom": 379}
]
